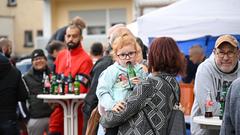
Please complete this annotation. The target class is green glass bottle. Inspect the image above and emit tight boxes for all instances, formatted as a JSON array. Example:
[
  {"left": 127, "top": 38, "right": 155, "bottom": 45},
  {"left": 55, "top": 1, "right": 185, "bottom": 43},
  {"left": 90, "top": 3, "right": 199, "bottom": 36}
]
[
  {"left": 67, "top": 73, "right": 73, "bottom": 94},
  {"left": 127, "top": 61, "right": 136, "bottom": 79},
  {"left": 74, "top": 75, "right": 80, "bottom": 95},
  {"left": 50, "top": 73, "right": 58, "bottom": 94},
  {"left": 219, "top": 82, "right": 228, "bottom": 120},
  {"left": 127, "top": 61, "right": 136, "bottom": 89}
]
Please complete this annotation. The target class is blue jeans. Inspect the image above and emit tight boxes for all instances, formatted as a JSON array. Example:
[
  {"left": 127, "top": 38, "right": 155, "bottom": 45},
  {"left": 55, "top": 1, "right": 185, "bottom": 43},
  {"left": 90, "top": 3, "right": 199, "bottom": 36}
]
[{"left": 0, "top": 120, "right": 20, "bottom": 135}]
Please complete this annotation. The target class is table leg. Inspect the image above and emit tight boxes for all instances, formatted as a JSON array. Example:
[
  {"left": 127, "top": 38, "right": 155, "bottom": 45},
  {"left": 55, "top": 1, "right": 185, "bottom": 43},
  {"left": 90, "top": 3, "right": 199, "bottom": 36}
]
[
  {"left": 71, "top": 100, "right": 83, "bottom": 135},
  {"left": 44, "top": 99, "right": 70, "bottom": 135}
]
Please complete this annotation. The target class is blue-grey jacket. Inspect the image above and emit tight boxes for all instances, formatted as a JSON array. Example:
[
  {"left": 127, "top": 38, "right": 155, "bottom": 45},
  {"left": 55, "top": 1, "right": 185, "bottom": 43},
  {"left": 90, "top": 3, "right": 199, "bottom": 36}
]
[
  {"left": 96, "top": 62, "right": 146, "bottom": 111},
  {"left": 220, "top": 78, "right": 240, "bottom": 135}
]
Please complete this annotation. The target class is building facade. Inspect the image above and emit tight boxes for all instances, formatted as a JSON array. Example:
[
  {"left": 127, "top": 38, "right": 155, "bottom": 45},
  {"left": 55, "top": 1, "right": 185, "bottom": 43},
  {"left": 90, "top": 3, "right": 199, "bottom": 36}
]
[
  {"left": 0, "top": 0, "right": 176, "bottom": 57},
  {"left": 0, "top": 0, "right": 43, "bottom": 57}
]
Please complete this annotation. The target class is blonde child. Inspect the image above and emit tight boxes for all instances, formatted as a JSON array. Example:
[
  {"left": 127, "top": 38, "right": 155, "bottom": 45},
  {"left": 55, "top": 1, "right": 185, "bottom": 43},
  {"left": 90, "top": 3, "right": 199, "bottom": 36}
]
[{"left": 96, "top": 34, "right": 147, "bottom": 134}]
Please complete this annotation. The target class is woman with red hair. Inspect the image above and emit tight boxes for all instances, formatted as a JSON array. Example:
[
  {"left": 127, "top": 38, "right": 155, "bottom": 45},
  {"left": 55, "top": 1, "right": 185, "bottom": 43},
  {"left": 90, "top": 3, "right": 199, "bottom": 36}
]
[{"left": 99, "top": 37, "right": 186, "bottom": 135}]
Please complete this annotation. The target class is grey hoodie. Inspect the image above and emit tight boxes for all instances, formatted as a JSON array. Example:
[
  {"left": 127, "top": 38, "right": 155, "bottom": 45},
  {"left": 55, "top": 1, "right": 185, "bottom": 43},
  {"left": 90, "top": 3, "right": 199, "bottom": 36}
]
[
  {"left": 191, "top": 53, "right": 240, "bottom": 135},
  {"left": 220, "top": 78, "right": 240, "bottom": 135}
]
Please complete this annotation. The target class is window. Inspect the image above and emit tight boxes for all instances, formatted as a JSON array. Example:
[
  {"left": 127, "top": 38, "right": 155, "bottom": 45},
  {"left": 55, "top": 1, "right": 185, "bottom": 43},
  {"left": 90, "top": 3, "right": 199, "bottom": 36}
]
[
  {"left": 109, "top": 9, "right": 126, "bottom": 26},
  {"left": 69, "top": 8, "right": 126, "bottom": 35},
  {"left": 7, "top": 0, "right": 17, "bottom": 7},
  {"left": 24, "top": 30, "right": 33, "bottom": 47},
  {"left": 87, "top": 26, "right": 105, "bottom": 35},
  {"left": 37, "top": 30, "right": 43, "bottom": 37},
  {"left": 0, "top": 35, "right": 8, "bottom": 39}
]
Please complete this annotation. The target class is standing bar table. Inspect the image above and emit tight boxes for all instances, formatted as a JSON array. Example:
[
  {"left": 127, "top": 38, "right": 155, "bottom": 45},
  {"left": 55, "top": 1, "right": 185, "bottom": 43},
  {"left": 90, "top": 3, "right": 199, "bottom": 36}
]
[
  {"left": 37, "top": 94, "right": 86, "bottom": 135},
  {"left": 193, "top": 116, "right": 222, "bottom": 130}
]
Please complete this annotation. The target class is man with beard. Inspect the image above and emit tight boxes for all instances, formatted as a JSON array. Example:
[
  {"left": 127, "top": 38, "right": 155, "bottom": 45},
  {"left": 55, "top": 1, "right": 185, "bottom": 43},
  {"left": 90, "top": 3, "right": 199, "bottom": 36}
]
[{"left": 48, "top": 23, "right": 93, "bottom": 135}]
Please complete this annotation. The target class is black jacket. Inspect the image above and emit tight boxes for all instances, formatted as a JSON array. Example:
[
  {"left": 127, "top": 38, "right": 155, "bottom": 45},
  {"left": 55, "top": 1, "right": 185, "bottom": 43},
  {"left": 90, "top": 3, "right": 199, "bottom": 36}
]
[
  {"left": 83, "top": 56, "right": 114, "bottom": 116},
  {"left": 0, "top": 54, "right": 28, "bottom": 121},
  {"left": 23, "top": 67, "right": 52, "bottom": 118}
]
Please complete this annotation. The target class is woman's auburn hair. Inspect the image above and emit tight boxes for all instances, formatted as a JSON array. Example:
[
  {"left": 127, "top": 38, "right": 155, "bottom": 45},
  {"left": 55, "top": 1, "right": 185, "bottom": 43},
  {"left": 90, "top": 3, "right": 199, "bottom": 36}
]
[
  {"left": 148, "top": 37, "right": 186, "bottom": 76},
  {"left": 111, "top": 33, "right": 143, "bottom": 63}
]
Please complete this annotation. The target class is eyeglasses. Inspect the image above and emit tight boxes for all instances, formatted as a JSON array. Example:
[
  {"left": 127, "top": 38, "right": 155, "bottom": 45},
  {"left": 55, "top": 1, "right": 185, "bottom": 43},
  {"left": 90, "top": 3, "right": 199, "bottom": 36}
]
[
  {"left": 117, "top": 51, "right": 136, "bottom": 60},
  {"left": 216, "top": 50, "right": 237, "bottom": 58}
]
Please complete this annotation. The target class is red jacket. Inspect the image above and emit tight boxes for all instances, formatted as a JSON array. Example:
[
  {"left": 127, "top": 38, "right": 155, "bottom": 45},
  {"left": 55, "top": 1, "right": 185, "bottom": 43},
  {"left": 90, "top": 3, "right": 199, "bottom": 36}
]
[{"left": 49, "top": 46, "right": 93, "bottom": 135}]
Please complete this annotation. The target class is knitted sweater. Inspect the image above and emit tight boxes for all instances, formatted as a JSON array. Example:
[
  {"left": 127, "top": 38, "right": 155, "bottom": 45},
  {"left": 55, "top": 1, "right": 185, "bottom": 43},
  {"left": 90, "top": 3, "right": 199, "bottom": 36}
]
[{"left": 100, "top": 73, "right": 178, "bottom": 135}]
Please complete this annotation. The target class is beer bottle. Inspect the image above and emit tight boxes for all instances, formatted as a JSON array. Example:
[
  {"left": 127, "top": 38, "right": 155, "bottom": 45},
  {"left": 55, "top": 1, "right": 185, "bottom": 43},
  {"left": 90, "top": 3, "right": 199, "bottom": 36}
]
[
  {"left": 219, "top": 82, "right": 228, "bottom": 119},
  {"left": 127, "top": 61, "right": 136, "bottom": 78},
  {"left": 50, "top": 73, "right": 58, "bottom": 95},
  {"left": 205, "top": 89, "right": 213, "bottom": 118},
  {"left": 74, "top": 75, "right": 80, "bottom": 95},
  {"left": 44, "top": 75, "right": 51, "bottom": 94},
  {"left": 42, "top": 72, "right": 46, "bottom": 94},
  {"left": 64, "top": 76, "right": 69, "bottom": 94},
  {"left": 58, "top": 73, "right": 65, "bottom": 95},
  {"left": 126, "top": 61, "right": 136, "bottom": 89},
  {"left": 67, "top": 73, "right": 73, "bottom": 94},
  {"left": 42, "top": 72, "right": 50, "bottom": 94}
]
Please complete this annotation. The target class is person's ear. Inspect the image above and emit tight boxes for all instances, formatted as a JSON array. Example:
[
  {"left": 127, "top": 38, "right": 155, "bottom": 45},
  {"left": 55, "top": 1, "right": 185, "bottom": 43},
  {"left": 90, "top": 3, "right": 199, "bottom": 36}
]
[
  {"left": 213, "top": 48, "right": 216, "bottom": 54},
  {"left": 237, "top": 48, "right": 240, "bottom": 59}
]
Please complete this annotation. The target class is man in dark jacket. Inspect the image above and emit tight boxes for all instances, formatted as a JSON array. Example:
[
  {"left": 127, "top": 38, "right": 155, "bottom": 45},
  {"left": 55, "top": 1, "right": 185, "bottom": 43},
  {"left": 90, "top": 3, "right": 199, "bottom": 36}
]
[
  {"left": 0, "top": 53, "right": 28, "bottom": 135},
  {"left": 23, "top": 49, "right": 52, "bottom": 135}
]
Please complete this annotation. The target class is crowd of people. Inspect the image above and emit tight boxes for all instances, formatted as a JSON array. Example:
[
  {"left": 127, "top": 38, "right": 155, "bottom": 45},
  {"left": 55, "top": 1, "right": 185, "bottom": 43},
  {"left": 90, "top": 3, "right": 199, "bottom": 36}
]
[{"left": 1, "top": 15, "right": 240, "bottom": 135}]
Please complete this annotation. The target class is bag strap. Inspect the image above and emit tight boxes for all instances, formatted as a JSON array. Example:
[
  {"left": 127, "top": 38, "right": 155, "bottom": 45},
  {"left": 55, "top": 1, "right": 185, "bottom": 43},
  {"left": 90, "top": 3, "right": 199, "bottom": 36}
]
[
  {"left": 158, "top": 76, "right": 180, "bottom": 105},
  {"left": 158, "top": 76, "right": 184, "bottom": 134},
  {"left": 142, "top": 109, "right": 157, "bottom": 135}
]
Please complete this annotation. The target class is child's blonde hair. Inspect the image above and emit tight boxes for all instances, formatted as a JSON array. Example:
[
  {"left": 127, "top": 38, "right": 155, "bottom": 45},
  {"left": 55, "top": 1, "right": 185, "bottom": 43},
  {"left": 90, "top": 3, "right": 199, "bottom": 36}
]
[{"left": 111, "top": 34, "right": 142, "bottom": 63}]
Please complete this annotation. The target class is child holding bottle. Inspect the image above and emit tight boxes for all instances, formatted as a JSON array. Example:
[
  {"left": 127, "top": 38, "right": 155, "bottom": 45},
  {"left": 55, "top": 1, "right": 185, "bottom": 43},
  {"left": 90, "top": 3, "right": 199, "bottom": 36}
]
[{"left": 96, "top": 33, "right": 147, "bottom": 134}]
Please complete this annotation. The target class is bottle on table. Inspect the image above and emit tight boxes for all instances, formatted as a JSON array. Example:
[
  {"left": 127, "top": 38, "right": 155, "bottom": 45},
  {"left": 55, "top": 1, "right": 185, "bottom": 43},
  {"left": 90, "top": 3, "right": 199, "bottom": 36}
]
[
  {"left": 58, "top": 73, "right": 65, "bottom": 95},
  {"left": 219, "top": 81, "right": 229, "bottom": 120},
  {"left": 205, "top": 89, "right": 213, "bottom": 118},
  {"left": 50, "top": 72, "right": 58, "bottom": 95},
  {"left": 42, "top": 72, "right": 46, "bottom": 94},
  {"left": 67, "top": 73, "right": 74, "bottom": 94},
  {"left": 74, "top": 74, "right": 80, "bottom": 95},
  {"left": 42, "top": 72, "right": 50, "bottom": 94}
]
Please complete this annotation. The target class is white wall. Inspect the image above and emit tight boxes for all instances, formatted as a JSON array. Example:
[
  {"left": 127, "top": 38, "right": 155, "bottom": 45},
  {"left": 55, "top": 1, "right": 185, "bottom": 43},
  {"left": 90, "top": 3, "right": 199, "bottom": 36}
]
[{"left": 0, "top": 17, "right": 15, "bottom": 55}]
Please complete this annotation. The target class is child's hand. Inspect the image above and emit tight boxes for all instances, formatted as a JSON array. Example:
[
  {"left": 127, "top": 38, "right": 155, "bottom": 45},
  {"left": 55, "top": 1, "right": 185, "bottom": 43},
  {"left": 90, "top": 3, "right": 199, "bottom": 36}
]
[
  {"left": 130, "top": 77, "right": 141, "bottom": 85},
  {"left": 112, "top": 101, "right": 126, "bottom": 113}
]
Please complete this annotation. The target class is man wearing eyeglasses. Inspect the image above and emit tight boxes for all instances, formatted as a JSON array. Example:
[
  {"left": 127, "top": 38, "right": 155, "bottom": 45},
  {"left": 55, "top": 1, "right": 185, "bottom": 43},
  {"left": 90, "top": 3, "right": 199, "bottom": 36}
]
[{"left": 191, "top": 34, "right": 240, "bottom": 135}]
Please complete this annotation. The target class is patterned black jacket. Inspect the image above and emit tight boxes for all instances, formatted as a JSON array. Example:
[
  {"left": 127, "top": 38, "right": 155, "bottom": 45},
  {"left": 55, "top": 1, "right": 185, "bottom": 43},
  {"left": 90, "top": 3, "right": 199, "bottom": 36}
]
[{"left": 100, "top": 73, "right": 179, "bottom": 135}]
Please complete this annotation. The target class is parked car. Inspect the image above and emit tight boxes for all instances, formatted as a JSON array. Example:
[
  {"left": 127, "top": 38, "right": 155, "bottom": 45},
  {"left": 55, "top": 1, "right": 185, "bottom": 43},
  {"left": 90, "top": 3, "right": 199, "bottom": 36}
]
[{"left": 16, "top": 58, "right": 32, "bottom": 74}]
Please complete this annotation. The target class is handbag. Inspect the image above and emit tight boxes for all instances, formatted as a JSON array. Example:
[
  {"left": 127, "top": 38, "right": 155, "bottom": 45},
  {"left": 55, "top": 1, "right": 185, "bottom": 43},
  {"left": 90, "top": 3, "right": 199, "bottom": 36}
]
[
  {"left": 85, "top": 107, "right": 101, "bottom": 135},
  {"left": 167, "top": 105, "right": 186, "bottom": 135},
  {"left": 160, "top": 77, "right": 186, "bottom": 135}
]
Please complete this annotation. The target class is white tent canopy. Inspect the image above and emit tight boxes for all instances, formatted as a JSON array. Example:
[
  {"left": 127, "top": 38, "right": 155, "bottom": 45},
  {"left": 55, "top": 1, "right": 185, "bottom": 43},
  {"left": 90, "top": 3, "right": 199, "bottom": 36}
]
[{"left": 137, "top": 0, "right": 240, "bottom": 45}]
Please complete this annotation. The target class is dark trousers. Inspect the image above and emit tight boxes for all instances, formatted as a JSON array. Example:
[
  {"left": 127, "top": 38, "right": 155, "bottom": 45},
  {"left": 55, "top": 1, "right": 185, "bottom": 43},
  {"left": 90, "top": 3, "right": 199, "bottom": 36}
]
[{"left": 0, "top": 120, "right": 20, "bottom": 135}]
